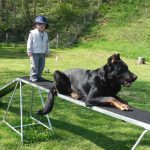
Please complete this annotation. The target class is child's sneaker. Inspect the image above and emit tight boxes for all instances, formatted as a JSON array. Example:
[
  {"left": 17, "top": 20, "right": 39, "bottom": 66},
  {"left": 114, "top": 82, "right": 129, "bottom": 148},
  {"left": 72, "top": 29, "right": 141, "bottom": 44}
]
[
  {"left": 38, "top": 77, "right": 45, "bottom": 81},
  {"left": 30, "top": 78, "right": 38, "bottom": 82}
]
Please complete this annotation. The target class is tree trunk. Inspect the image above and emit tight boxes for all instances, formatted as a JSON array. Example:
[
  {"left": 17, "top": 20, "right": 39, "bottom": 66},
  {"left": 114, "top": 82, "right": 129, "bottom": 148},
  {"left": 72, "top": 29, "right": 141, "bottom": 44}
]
[
  {"left": 0, "top": 0, "right": 5, "bottom": 21},
  {"left": 0, "top": 0, "right": 1, "bottom": 21},
  {"left": 5, "top": 32, "right": 8, "bottom": 43},
  {"left": 98, "top": 0, "right": 102, "bottom": 7},
  {"left": 34, "top": 0, "right": 37, "bottom": 17},
  {"left": 22, "top": 0, "right": 31, "bottom": 28},
  {"left": 102, "top": 0, "right": 110, "bottom": 3},
  {"left": 14, "top": 0, "right": 16, "bottom": 43}
]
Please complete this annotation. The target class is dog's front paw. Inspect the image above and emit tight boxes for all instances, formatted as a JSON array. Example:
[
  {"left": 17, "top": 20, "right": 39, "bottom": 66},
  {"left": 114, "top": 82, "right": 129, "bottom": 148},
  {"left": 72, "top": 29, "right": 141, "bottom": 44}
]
[{"left": 71, "top": 92, "right": 80, "bottom": 100}]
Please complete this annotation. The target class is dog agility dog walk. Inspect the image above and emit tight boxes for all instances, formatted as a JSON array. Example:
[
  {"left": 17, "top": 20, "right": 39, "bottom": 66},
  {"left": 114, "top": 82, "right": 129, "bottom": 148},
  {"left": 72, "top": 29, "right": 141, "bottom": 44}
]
[{"left": 38, "top": 54, "right": 137, "bottom": 115}]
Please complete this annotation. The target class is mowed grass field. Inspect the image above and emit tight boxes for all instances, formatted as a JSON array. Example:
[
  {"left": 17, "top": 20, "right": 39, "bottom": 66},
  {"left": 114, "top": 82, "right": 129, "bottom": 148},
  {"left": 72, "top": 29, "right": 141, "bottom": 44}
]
[{"left": 0, "top": 46, "right": 150, "bottom": 150}]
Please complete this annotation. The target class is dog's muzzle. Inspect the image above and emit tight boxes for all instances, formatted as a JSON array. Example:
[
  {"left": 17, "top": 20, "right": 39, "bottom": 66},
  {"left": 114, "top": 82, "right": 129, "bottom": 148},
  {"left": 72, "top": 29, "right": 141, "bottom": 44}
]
[{"left": 122, "top": 74, "right": 137, "bottom": 87}]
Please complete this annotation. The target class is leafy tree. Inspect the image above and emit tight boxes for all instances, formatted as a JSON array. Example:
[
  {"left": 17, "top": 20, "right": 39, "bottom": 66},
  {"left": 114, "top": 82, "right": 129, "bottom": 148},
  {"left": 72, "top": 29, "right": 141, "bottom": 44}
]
[{"left": 0, "top": 0, "right": 102, "bottom": 46}]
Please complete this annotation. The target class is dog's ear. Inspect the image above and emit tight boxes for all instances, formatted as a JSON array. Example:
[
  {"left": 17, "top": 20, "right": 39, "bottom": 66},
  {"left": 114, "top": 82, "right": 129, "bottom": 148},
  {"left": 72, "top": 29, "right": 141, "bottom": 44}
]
[{"left": 108, "top": 53, "right": 120, "bottom": 64}]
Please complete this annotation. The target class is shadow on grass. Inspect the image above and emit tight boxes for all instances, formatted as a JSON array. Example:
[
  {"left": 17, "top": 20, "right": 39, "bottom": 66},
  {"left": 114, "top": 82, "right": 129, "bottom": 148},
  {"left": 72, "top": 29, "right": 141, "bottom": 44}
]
[
  {"left": 0, "top": 79, "right": 150, "bottom": 148},
  {"left": 0, "top": 104, "right": 132, "bottom": 150},
  {"left": 51, "top": 118, "right": 141, "bottom": 150},
  {"left": 0, "top": 101, "right": 149, "bottom": 149},
  {"left": 0, "top": 47, "right": 27, "bottom": 59},
  {"left": 0, "top": 99, "right": 141, "bottom": 149},
  {"left": 0, "top": 47, "right": 58, "bottom": 59}
]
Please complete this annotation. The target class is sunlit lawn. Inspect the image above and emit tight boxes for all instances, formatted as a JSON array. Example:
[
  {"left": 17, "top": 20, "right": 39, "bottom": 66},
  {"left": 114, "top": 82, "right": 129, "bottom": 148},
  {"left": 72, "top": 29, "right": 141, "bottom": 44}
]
[{"left": 0, "top": 46, "right": 150, "bottom": 150}]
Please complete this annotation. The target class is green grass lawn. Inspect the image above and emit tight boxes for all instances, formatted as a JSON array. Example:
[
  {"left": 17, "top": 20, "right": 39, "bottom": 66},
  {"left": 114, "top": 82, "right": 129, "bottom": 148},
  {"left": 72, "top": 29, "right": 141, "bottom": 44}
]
[
  {"left": 1, "top": 1, "right": 150, "bottom": 149},
  {"left": 0, "top": 46, "right": 150, "bottom": 150}
]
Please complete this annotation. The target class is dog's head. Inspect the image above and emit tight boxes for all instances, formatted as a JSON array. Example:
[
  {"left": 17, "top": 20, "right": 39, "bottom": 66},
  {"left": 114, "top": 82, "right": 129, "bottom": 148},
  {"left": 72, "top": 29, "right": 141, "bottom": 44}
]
[{"left": 105, "top": 54, "right": 137, "bottom": 87}]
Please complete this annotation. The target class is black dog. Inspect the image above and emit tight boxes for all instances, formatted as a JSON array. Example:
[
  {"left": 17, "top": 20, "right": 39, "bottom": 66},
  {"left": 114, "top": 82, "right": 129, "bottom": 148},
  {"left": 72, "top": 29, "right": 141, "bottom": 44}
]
[
  {"left": 38, "top": 54, "right": 137, "bottom": 115},
  {"left": 54, "top": 54, "right": 137, "bottom": 111}
]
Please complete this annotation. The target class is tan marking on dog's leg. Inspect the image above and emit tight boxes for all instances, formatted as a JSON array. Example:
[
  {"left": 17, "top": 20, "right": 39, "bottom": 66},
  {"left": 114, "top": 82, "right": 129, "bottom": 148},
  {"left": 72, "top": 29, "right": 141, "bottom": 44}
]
[
  {"left": 71, "top": 92, "right": 80, "bottom": 100},
  {"left": 107, "top": 98, "right": 129, "bottom": 111}
]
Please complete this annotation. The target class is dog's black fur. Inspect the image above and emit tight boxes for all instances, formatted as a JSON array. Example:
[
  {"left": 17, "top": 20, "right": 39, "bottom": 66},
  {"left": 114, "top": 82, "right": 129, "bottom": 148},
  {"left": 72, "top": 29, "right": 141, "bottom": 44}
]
[
  {"left": 38, "top": 54, "right": 137, "bottom": 115},
  {"left": 37, "top": 88, "right": 57, "bottom": 115}
]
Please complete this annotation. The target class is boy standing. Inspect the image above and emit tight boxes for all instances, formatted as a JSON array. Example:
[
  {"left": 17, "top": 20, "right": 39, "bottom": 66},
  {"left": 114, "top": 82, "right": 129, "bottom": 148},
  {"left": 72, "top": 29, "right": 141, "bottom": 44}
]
[{"left": 27, "top": 16, "right": 49, "bottom": 82}]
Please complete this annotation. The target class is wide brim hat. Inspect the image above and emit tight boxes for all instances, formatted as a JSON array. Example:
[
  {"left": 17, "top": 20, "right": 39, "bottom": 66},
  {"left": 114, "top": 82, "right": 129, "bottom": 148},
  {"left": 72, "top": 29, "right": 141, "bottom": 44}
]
[{"left": 33, "top": 16, "right": 49, "bottom": 29}]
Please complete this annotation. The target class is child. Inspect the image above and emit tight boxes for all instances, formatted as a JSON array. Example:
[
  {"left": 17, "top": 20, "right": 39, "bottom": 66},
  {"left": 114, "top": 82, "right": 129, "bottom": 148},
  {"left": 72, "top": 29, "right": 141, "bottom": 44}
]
[{"left": 27, "top": 16, "right": 49, "bottom": 82}]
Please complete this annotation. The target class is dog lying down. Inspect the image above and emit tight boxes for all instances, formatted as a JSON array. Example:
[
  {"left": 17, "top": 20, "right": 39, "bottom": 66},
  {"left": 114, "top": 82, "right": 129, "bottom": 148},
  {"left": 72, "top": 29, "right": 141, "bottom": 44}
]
[{"left": 38, "top": 54, "right": 137, "bottom": 115}]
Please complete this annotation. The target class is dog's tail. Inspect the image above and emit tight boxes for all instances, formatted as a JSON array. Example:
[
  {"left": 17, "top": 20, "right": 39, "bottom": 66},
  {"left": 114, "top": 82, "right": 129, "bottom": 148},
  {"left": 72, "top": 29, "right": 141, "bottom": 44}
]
[{"left": 37, "top": 88, "right": 57, "bottom": 115}]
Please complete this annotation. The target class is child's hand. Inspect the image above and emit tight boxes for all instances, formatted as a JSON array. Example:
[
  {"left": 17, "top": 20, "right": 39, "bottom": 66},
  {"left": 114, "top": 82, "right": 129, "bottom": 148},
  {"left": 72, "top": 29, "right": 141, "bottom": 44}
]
[
  {"left": 46, "top": 52, "right": 50, "bottom": 57},
  {"left": 27, "top": 52, "right": 32, "bottom": 57}
]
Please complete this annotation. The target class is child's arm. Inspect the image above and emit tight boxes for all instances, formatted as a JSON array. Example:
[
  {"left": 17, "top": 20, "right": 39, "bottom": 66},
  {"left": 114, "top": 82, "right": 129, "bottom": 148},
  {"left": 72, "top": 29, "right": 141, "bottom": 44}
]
[
  {"left": 46, "top": 38, "right": 50, "bottom": 55},
  {"left": 27, "top": 33, "right": 33, "bottom": 57}
]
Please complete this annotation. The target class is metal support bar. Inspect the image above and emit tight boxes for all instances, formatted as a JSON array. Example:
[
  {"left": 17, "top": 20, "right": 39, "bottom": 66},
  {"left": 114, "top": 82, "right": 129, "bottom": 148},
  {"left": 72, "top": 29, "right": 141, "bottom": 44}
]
[
  {"left": 38, "top": 89, "right": 53, "bottom": 133},
  {"left": 3, "top": 120, "right": 21, "bottom": 136},
  {"left": 30, "top": 116, "right": 52, "bottom": 130},
  {"left": 30, "top": 86, "right": 34, "bottom": 117},
  {"left": 131, "top": 129, "right": 148, "bottom": 150},
  {"left": 3, "top": 81, "right": 19, "bottom": 121},
  {"left": 2, "top": 80, "right": 53, "bottom": 143},
  {"left": 20, "top": 82, "right": 23, "bottom": 143},
  {"left": 14, "top": 123, "right": 39, "bottom": 128},
  {"left": 2, "top": 81, "right": 23, "bottom": 141}
]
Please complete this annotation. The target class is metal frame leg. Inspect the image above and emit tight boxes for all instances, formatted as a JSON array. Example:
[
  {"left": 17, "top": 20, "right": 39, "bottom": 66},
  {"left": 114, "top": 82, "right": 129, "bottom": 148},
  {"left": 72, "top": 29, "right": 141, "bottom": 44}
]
[
  {"left": 3, "top": 81, "right": 53, "bottom": 143},
  {"left": 2, "top": 81, "right": 22, "bottom": 136},
  {"left": 29, "top": 87, "right": 53, "bottom": 132},
  {"left": 20, "top": 82, "right": 23, "bottom": 143},
  {"left": 3, "top": 81, "right": 24, "bottom": 143},
  {"left": 131, "top": 129, "right": 148, "bottom": 150},
  {"left": 37, "top": 88, "right": 53, "bottom": 132},
  {"left": 30, "top": 86, "right": 34, "bottom": 117},
  {"left": 3, "top": 81, "right": 19, "bottom": 121}
]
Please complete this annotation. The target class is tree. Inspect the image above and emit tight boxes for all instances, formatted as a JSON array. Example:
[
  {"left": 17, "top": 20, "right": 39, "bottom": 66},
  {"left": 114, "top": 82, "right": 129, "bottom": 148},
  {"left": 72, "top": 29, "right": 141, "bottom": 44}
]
[{"left": 0, "top": 0, "right": 102, "bottom": 45}]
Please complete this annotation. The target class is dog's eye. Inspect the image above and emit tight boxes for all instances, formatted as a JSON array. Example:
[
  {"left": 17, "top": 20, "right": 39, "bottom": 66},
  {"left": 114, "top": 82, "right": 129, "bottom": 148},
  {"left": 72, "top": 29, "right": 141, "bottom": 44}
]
[
  {"left": 116, "top": 68, "right": 124, "bottom": 74},
  {"left": 114, "top": 66, "right": 121, "bottom": 71}
]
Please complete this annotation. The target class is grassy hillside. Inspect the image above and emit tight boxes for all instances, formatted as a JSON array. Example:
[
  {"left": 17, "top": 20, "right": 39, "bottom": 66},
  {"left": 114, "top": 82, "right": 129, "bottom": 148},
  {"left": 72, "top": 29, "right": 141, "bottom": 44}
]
[{"left": 77, "top": 0, "right": 150, "bottom": 62}]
